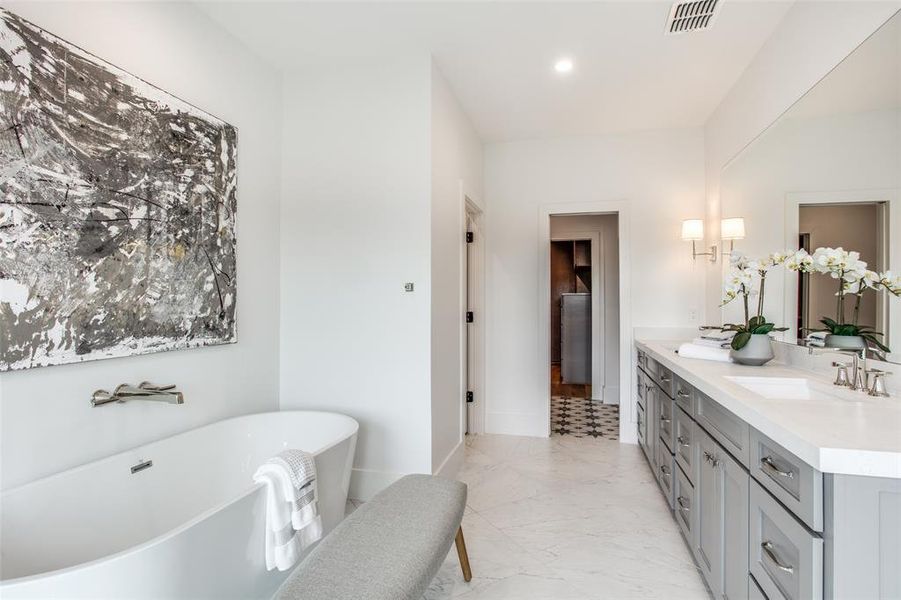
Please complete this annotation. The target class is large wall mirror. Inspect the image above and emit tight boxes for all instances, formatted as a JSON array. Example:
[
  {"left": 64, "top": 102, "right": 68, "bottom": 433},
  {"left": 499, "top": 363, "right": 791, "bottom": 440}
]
[{"left": 720, "top": 9, "right": 901, "bottom": 362}]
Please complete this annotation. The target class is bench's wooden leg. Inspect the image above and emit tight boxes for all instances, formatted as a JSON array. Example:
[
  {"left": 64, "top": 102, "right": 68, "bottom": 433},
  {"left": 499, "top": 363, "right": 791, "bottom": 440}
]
[{"left": 455, "top": 526, "right": 472, "bottom": 582}]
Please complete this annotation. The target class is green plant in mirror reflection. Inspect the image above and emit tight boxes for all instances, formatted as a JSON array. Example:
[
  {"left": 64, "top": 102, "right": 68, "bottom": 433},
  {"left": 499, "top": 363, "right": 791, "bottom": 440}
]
[{"left": 788, "top": 247, "right": 901, "bottom": 353}]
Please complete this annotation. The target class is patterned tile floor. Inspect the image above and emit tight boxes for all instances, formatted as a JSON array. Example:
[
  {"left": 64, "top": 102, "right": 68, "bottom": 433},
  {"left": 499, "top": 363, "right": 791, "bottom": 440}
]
[{"left": 550, "top": 396, "right": 619, "bottom": 439}]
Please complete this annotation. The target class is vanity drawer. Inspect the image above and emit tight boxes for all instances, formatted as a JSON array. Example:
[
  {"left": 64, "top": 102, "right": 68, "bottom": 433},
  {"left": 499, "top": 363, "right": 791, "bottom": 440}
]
[
  {"left": 749, "top": 480, "right": 823, "bottom": 600},
  {"left": 637, "top": 348, "right": 651, "bottom": 376},
  {"left": 750, "top": 429, "right": 823, "bottom": 532},
  {"left": 658, "top": 397, "right": 676, "bottom": 453},
  {"left": 674, "top": 407, "right": 694, "bottom": 480},
  {"left": 694, "top": 390, "right": 750, "bottom": 467},
  {"left": 655, "top": 439, "right": 675, "bottom": 509},
  {"left": 673, "top": 375, "right": 694, "bottom": 415},
  {"left": 655, "top": 364, "right": 675, "bottom": 399},
  {"left": 674, "top": 462, "right": 694, "bottom": 544}
]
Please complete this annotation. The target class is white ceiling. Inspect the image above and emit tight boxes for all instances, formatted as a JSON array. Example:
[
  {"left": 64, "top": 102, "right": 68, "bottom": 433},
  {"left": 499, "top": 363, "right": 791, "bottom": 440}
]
[{"left": 198, "top": 1, "right": 795, "bottom": 142}]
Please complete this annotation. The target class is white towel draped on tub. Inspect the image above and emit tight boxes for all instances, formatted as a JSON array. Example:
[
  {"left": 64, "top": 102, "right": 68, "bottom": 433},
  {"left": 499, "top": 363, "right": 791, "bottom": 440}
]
[{"left": 253, "top": 449, "right": 323, "bottom": 571}]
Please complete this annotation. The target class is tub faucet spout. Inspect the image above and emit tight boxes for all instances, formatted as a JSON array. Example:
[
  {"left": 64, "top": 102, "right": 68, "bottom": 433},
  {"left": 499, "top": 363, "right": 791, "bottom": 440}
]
[{"left": 91, "top": 382, "right": 184, "bottom": 407}]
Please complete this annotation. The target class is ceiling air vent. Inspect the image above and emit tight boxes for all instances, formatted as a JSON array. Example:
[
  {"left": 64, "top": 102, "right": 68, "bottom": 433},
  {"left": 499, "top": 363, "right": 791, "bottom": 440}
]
[{"left": 665, "top": 0, "right": 720, "bottom": 35}]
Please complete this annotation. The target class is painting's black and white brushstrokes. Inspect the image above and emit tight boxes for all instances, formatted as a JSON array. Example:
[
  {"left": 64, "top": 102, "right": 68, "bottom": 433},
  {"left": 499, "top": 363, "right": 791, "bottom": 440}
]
[{"left": 0, "top": 9, "right": 237, "bottom": 371}]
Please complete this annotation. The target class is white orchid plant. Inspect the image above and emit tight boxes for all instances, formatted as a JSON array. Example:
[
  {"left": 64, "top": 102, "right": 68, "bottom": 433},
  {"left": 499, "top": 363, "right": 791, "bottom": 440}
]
[
  {"left": 720, "top": 252, "right": 789, "bottom": 351},
  {"left": 786, "top": 247, "right": 901, "bottom": 352}
]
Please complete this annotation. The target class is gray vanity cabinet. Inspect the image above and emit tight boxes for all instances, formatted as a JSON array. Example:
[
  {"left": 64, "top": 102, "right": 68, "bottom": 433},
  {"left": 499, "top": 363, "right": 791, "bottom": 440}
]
[
  {"left": 635, "top": 342, "right": 901, "bottom": 600},
  {"left": 695, "top": 427, "right": 750, "bottom": 600}
]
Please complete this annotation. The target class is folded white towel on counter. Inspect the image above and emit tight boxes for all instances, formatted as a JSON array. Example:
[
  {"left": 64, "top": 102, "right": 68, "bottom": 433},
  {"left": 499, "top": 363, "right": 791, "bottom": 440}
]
[
  {"left": 691, "top": 337, "right": 731, "bottom": 349},
  {"left": 805, "top": 331, "right": 826, "bottom": 347},
  {"left": 253, "top": 449, "right": 323, "bottom": 571},
  {"left": 677, "top": 342, "right": 733, "bottom": 363}
]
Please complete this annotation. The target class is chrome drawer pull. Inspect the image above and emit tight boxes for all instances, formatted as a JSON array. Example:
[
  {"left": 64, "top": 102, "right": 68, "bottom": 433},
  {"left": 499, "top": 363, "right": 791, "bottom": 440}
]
[
  {"left": 761, "top": 541, "right": 794, "bottom": 574},
  {"left": 660, "top": 416, "right": 671, "bottom": 423},
  {"left": 703, "top": 451, "right": 720, "bottom": 467},
  {"left": 761, "top": 456, "right": 794, "bottom": 479},
  {"left": 677, "top": 391, "right": 690, "bottom": 398},
  {"left": 659, "top": 464, "right": 671, "bottom": 475},
  {"left": 677, "top": 435, "right": 690, "bottom": 447},
  {"left": 676, "top": 496, "right": 690, "bottom": 512},
  {"left": 660, "top": 375, "right": 672, "bottom": 382}
]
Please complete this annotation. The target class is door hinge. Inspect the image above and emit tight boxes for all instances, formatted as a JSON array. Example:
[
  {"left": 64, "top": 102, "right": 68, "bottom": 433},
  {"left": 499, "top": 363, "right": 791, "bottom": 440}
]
[
  {"left": 466, "top": 231, "right": 474, "bottom": 243},
  {"left": 465, "top": 311, "right": 474, "bottom": 323},
  {"left": 466, "top": 391, "right": 474, "bottom": 403}
]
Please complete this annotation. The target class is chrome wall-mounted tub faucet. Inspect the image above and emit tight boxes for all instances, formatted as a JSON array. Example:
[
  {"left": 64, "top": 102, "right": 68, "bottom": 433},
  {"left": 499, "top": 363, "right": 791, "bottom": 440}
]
[{"left": 91, "top": 382, "right": 184, "bottom": 407}]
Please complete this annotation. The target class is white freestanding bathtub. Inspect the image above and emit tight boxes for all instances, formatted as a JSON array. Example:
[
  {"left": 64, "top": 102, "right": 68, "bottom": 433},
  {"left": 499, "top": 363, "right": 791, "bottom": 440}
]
[{"left": 0, "top": 411, "right": 358, "bottom": 599}]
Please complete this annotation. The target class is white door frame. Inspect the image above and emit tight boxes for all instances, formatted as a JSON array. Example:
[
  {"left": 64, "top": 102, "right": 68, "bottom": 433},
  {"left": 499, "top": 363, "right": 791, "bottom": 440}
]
[
  {"left": 461, "top": 183, "right": 486, "bottom": 434},
  {"left": 784, "top": 188, "right": 900, "bottom": 358},
  {"left": 550, "top": 231, "right": 604, "bottom": 401},
  {"left": 538, "top": 200, "right": 633, "bottom": 443}
]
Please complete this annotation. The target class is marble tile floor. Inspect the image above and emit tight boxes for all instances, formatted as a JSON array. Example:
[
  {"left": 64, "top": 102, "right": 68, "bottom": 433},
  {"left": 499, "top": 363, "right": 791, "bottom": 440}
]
[{"left": 421, "top": 434, "right": 709, "bottom": 599}]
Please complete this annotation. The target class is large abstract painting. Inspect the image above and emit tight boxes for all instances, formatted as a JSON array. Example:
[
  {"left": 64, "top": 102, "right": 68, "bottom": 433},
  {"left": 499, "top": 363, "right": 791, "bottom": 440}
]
[{"left": 0, "top": 9, "right": 237, "bottom": 371}]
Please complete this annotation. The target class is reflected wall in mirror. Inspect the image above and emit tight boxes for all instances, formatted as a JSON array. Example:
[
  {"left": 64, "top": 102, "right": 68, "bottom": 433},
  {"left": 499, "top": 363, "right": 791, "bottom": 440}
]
[{"left": 719, "top": 9, "right": 901, "bottom": 362}]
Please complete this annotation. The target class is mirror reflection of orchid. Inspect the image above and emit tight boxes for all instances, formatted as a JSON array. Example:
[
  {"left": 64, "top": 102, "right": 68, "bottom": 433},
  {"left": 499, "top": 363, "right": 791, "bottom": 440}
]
[
  {"left": 786, "top": 247, "right": 901, "bottom": 352},
  {"left": 720, "top": 253, "right": 789, "bottom": 351}
]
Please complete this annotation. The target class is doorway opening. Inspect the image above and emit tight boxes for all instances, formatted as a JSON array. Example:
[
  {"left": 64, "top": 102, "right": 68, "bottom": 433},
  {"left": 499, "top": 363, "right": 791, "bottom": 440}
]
[
  {"left": 797, "top": 202, "right": 888, "bottom": 348},
  {"left": 548, "top": 214, "right": 620, "bottom": 439}
]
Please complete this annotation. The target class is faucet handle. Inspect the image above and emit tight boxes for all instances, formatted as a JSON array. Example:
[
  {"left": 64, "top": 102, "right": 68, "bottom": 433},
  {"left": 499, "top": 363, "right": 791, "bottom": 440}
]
[
  {"left": 138, "top": 381, "right": 176, "bottom": 392},
  {"left": 831, "top": 362, "right": 852, "bottom": 387},
  {"left": 867, "top": 370, "right": 891, "bottom": 397}
]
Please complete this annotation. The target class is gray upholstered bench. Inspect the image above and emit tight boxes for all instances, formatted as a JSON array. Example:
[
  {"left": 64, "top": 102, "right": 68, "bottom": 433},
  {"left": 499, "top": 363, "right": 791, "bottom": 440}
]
[{"left": 277, "top": 474, "right": 471, "bottom": 600}]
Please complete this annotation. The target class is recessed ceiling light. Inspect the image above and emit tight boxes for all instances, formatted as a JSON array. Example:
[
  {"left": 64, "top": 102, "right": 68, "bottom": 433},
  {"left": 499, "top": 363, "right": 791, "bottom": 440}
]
[{"left": 554, "top": 58, "right": 573, "bottom": 74}]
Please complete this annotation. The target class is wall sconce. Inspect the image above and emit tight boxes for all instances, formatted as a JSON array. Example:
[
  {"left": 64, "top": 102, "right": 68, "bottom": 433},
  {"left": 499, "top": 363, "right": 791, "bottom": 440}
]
[
  {"left": 720, "top": 217, "right": 746, "bottom": 253},
  {"left": 681, "top": 219, "right": 717, "bottom": 263}
]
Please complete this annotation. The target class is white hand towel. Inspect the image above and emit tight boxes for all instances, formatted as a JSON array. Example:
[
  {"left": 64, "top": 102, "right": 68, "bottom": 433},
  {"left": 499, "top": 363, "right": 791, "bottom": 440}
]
[
  {"left": 677, "top": 342, "right": 733, "bottom": 363},
  {"left": 253, "top": 449, "right": 323, "bottom": 572},
  {"left": 691, "top": 337, "right": 730, "bottom": 349}
]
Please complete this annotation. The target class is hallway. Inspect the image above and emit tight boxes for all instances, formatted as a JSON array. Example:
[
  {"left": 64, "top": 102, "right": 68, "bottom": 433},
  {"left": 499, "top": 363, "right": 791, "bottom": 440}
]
[{"left": 424, "top": 435, "right": 709, "bottom": 599}]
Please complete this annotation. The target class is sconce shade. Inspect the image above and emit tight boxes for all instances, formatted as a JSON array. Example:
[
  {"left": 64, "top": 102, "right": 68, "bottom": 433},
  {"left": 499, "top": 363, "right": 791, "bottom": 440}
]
[
  {"left": 721, "top": 217, "right": 746, "bottom": 240},
  {"left": 681, "top": 219, "right": 704, "bottom": 241}
]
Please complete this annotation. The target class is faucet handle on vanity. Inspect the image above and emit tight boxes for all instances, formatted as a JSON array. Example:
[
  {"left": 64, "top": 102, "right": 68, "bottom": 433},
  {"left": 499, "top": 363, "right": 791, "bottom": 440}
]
[
  {"left": 867, "top": 370, "right": 891, "bottom": 397},
  {"left": 831, "top": 362, "right": 852, "bottom": 387}
]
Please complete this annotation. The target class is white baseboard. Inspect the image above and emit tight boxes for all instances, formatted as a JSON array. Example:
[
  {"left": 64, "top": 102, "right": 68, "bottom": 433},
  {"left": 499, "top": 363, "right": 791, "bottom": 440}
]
[
  {"left": 348, "top": 468, "right": 403, "bottom": 501},
  {"left": 348, "top": 440, "right": 467, "bottom": 501},
  {"left": 485, "top": 410, "right": 548, "bottom": 437},
  {"left": 434, "top": 439, "right": 465, "bottom": 480}
]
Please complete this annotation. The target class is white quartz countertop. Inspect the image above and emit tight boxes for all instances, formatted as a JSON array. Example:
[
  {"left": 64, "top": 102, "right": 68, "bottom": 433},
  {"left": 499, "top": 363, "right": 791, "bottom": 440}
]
[{"left": 636, "top": 340, "right": 901, "bottom": 479}]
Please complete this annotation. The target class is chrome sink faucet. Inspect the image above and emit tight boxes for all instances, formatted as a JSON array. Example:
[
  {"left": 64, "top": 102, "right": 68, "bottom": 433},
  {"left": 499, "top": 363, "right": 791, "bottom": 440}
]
[
  {"left": 91, "top": 382, "right": 184, "bottom": 407},
  {"left": 807, "top": 345, "right": 890, "bottom": 396}
]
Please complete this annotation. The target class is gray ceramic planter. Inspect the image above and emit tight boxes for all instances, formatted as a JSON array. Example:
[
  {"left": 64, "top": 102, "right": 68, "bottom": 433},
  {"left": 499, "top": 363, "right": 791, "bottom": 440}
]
[
  {"left": 824, "top": 334, "right": 867, "bottom": 351},
  {"left": 730, "top": 333, "right": 775, "bottom": 366}
]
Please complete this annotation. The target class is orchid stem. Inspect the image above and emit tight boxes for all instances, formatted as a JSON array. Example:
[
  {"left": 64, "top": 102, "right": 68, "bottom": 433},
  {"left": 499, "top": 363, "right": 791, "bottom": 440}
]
[
  {"left": 757, "top": 272, "right": 766, "bottom": 322},
  {"left": 836, "top": 272, "right": 845, "bottom": 323},
  {"left": 743, "top": 288, "right": 750, "bottom": 328}
]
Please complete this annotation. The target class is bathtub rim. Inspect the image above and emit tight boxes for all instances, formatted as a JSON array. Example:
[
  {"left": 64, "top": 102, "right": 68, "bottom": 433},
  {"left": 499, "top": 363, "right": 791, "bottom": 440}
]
[{"left": 0, "top": 410, "right": 358, "bottom": 587}]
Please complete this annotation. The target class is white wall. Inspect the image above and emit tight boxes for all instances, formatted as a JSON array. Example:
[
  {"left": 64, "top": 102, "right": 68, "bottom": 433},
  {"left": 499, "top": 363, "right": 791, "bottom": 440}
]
[
  {"left": 549, "top": 214, "right": 620, "bottom": 402},
  {"left": 278, "top": 56, "right": 434, "bottom": 498},
  {"left": 483, "top": 129, "right": 706, "bottom": 437},
  {"left": 704, "top": 0, "right": 901, "bottom": 319},
  {"left": 0, "top": 2, "right": 283, "bottom": 490},
  {"left": 430, "top": 64, "right": 483, "bottom": 473}
]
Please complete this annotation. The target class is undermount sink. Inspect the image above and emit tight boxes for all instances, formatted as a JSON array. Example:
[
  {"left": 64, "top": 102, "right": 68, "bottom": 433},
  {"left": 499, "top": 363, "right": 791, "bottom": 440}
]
[{"left": 724, "top": 376, "right": 814, "bottom": 400}]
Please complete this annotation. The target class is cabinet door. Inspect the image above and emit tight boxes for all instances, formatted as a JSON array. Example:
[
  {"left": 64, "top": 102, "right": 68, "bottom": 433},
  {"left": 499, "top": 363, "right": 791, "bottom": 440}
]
[
  {"left": 722, "top": 442, "right": 750, "bottom": 600},
  {"left": 695, "top": 427, "right": 751, "bottom": 600},
  {"left": 696, "top": 427, "right": 723, "bottom": 590},
  {"left": 646, "top": 384, "right": 658, "bottom": 470}
]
